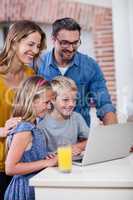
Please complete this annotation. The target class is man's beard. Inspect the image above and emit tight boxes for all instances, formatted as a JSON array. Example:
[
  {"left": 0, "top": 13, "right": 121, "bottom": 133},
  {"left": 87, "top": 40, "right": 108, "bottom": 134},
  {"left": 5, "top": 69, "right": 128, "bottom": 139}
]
[{"left": 60, "top": 49, "right": 76, "bottom": 63}]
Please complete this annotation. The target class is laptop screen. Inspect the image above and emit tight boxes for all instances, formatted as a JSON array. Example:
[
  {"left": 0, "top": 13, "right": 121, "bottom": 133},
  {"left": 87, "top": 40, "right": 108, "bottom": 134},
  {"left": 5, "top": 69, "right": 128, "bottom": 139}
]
[{"left": 73, "top": 123, "right": 133, "bottom": 166}]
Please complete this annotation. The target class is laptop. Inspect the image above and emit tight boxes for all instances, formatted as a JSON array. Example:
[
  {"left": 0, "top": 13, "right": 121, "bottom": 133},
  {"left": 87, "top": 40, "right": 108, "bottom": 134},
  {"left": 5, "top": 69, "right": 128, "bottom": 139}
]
[{"left": 73, "top": 122, "right": 133, "bottom": 166}]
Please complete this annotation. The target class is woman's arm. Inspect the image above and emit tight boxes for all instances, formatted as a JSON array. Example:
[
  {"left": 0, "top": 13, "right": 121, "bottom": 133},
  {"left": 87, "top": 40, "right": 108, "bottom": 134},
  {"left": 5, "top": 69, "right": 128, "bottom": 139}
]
[
  {"left": 0, "top": 117, "right": 22, "bottom": 138},
  {"left": 5, "top": 131, "right": 57, "bottom": 176},
  {"left": 0, "top": 127, "right": 9, "bottom": 137}
]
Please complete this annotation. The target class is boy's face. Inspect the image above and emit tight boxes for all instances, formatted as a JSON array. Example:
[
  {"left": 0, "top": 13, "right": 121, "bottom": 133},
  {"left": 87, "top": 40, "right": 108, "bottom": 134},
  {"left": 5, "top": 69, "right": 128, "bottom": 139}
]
[
  {"left": 33, "top": 90, "right": 54, "bottom": 118},
  {"left": 52, "top": 89, "right": 77, "bottom": 119}
]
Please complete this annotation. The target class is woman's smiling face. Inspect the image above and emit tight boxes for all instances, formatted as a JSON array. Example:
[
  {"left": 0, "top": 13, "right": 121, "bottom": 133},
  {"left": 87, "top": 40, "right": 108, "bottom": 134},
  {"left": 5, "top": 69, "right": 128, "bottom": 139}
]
[{"left": 15, "top": 31, "right": 41, "bottom": 65}]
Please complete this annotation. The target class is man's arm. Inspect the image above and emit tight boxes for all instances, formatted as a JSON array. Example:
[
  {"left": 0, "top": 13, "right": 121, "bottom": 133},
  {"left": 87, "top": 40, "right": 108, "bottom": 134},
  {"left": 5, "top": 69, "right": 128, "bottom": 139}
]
[{"left": 102, "top": 112, "right": 118, "bottom": 125}]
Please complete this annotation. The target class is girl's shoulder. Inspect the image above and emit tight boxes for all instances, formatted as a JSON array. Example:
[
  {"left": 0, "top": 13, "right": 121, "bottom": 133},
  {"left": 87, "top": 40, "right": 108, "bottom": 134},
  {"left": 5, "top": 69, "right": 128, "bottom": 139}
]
[
  {"left": 7, "top": 122, "right": 35, "bottom": 149},
  {"left": 9, "top": 121, "right": 35, "bottom": 135}
]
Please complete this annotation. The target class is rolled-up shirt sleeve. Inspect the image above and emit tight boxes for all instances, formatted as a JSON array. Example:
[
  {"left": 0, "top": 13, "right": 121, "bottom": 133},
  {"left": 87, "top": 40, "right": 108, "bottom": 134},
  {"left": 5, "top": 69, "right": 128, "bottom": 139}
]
[
  {"left": 96, "top": 103, "right": 116, "bottom": 120},
  {"left": 88, "top": 59, "right": 116, "bottom": 120}
]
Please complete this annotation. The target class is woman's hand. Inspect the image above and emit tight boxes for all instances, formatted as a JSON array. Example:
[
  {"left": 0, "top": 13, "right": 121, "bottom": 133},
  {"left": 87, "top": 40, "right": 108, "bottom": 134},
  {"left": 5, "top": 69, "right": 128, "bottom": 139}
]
[
  {"left": 0, "top": 117, "right": 22, "bottom": 138},
  {"left": 0, "top": 127, "right": 9, "bottom": 137},
  {"left": 5, "top": 117, "right": 22, "bottom": 132}
]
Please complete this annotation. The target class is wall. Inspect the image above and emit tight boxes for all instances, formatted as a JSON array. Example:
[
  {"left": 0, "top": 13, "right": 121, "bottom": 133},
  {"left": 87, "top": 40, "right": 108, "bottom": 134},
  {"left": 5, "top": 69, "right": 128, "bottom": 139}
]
[
  {"left": 68, "top": 0, "right": 112, "bottom": 7},
  {"left": 112, "top": 0, "right": 133, "bottom": 120},
  {"left": 0, "top": 0, "right": 116, "bottom": 105},
  {"left": 43, "top": 24, "right": 94, "bottom": 57},
  {"left": 0, "top": 28, "right": 4, "bottom": 51}
]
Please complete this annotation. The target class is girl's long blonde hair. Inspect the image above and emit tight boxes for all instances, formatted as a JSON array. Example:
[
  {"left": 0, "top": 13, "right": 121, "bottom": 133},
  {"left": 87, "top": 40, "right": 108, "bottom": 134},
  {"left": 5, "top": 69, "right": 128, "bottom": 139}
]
[
  {"left": 0, "top": 20, "right": 46, "bottom": 74},
  {"left": 12, "top": 76, "right": 52, "bottom": 122}
]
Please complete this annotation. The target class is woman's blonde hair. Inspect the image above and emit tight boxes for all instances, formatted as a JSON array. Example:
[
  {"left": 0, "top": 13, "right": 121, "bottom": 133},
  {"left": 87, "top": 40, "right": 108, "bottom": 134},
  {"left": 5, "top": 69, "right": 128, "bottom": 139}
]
[
  {"left": 51, "top": 76, "right": 77, "bottom": 97},
  {"left": 0, "top": 20, "right": 46, "bottom": 73},
  {"left": 12, "top": 75, "right": 52, "bottom": 122}
]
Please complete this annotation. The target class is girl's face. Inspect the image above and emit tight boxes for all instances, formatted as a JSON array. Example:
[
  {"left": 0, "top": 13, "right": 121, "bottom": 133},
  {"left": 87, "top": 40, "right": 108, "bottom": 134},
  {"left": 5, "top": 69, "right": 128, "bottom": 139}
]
[
  {"left": 33, "top": 90, "right": 54, "bottom": 118},
  {"left": 15, "top": 31, "right": 41, "bottom": 65},
  {"left": 52, "top": 90, "right": 77, "bottom": 119}
]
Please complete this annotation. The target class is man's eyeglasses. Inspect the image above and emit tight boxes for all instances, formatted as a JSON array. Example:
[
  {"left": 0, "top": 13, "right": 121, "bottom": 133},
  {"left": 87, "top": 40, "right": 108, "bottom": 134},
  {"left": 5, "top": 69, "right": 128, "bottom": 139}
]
[{"left": 56, "top": 37, "right": 81, "bottom": 49}]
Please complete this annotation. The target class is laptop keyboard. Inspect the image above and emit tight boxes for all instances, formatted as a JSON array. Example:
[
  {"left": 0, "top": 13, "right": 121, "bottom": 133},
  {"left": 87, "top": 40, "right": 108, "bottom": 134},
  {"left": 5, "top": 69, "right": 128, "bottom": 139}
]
[{"left": 72, "top": 151, "right": 84, "bottom": 161}]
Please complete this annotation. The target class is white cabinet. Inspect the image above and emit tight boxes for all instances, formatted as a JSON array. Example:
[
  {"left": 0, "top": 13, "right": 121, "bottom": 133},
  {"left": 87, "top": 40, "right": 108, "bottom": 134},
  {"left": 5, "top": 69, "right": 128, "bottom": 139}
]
[{"left": 30, "top": 154, "right": 133, "bottom": 200}]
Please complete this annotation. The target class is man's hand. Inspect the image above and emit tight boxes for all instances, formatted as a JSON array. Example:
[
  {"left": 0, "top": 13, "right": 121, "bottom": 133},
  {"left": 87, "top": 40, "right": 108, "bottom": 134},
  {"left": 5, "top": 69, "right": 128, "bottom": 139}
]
[
  {"left": 102, "top": 112, "right": 118, "bottom": 125},
  {"left": 130, "top": 146, "right": 133, "bottom": 153}
]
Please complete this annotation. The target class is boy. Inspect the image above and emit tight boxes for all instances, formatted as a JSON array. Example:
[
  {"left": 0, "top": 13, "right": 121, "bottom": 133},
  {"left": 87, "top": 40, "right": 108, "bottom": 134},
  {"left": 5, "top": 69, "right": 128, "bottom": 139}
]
[{"left": 38, "top": 76, "right": 89, "bottom": 156}]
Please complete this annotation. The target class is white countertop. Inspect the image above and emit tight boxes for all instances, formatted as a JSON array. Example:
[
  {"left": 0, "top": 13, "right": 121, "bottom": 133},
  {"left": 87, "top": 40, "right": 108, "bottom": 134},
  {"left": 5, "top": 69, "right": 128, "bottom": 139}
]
[{"left": 30, "top": 154, "right": 133, "bottom": 188}]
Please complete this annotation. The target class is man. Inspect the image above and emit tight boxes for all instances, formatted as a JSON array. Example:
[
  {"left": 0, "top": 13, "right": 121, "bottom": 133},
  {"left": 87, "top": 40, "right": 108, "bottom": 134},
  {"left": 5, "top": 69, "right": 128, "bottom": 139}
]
[{"left": 38, "top": 17, "right": 117, "bottom": 126}]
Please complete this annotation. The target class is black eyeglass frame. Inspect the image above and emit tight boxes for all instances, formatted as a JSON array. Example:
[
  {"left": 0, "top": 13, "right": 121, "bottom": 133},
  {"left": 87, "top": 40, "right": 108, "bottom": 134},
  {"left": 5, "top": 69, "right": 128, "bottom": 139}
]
[{"left": 56, "top": 37, "right": 81, "bottom": 48}]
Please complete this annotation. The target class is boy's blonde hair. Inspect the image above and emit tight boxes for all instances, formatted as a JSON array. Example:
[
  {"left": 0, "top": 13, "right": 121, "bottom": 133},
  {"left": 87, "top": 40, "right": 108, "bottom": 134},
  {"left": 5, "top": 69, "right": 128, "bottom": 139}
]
[
  {"left": 12, "top": 76, "right": 52, "bottom": 122},
  {"left": 51, "top": 76, "right": 77, "bottom": 96}
]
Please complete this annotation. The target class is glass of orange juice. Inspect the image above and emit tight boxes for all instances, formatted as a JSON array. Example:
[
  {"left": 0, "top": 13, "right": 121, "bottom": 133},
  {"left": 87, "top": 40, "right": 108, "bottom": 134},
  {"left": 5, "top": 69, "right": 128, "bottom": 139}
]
[{"left": 57, "top": 142, "right": 72, "bottom": 173}]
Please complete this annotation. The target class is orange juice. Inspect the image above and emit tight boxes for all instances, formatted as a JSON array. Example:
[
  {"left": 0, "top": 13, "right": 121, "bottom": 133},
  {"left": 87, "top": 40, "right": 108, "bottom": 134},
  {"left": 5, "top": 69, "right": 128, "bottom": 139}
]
[{"left": 57, "top": 145, "right": 72, "bottom": 173}]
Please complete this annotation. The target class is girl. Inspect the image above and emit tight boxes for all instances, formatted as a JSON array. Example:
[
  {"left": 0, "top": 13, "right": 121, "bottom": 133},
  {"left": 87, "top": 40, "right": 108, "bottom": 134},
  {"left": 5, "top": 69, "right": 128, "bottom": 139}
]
[
  {"left": 0, "top": 20, "right": 46, "bottom": 199},
  {"left": 4, "top": 76, "right": 57, "bottom": 200}
]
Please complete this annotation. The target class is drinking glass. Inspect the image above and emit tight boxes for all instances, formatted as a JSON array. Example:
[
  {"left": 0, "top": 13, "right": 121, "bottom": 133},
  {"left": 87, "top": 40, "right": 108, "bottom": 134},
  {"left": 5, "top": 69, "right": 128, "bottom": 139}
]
[{"left": 57, "top": 138, "right": 72, "bottom": 173}]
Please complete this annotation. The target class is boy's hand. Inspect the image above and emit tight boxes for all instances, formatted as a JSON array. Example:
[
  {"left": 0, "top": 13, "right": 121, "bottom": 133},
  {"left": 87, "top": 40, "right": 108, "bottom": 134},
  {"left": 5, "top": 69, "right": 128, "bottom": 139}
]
[
  {"left": 72, "top": 144, "right": 83, "bottom": 156},
  {"left": 72, "top": 140, "right": 87, "bottom": 156}
]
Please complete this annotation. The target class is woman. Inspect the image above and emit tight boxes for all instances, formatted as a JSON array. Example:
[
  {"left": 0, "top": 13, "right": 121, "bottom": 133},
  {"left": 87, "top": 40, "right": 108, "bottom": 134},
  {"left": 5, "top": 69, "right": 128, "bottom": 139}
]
[{"left": 0, "top": 20, "right": 46, "bottom": 199}]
